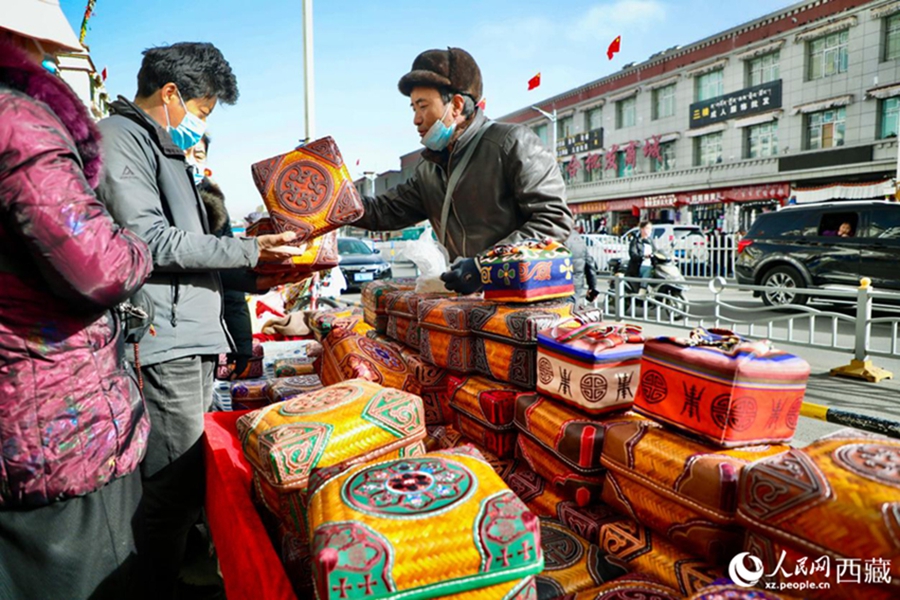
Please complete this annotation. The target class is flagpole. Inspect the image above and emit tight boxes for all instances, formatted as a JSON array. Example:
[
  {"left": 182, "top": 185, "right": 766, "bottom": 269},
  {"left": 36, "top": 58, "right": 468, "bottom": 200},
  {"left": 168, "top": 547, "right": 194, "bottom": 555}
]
[
  {"left": 302, "top": 0, "right": 315, "bottom": 143},
  {"left": 531, "top": 106, "right": 558, "bottom": 161}
]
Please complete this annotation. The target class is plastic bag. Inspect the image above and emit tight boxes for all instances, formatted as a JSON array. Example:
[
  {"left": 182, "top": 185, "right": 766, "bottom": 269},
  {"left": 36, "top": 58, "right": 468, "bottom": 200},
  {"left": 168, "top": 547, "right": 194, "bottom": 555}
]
[{"left": 401, "top": 230, "right": 452, "bottom": 293}]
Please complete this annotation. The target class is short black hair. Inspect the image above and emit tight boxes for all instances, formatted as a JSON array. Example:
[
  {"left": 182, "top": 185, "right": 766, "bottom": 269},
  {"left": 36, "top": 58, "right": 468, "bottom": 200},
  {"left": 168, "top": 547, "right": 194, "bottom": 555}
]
[
  {"left": 639, "top": 220, "right": 652, "bottom": 229},
  {"left": 200, "top": 133, "right": 211, "bottom": 151},
  {"left": 137, "top": 42, "right": 238, "bottom": 105},
  {"left": 439, "top": 88, "right": 476, "bottom": 118}
]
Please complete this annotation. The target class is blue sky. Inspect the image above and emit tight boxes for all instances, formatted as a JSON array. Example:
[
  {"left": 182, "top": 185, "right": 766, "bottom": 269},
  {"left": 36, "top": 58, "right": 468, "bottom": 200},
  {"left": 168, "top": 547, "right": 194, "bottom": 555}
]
[{"left": 60, "top": 0, "right": 793, "bottom": 218}]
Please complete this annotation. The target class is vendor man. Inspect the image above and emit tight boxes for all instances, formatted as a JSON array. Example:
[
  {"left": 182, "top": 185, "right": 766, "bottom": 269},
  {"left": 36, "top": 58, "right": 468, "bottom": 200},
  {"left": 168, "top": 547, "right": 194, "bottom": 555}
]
[{"left": 354, "top": 47, "right": 584, "bottom": 296}]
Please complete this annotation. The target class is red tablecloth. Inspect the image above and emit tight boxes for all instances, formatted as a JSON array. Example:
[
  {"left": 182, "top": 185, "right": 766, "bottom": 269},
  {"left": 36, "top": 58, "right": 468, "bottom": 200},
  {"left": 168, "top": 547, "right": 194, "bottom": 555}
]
[{"left": 204, "top": 411, "right": 297, "bottom": 600}]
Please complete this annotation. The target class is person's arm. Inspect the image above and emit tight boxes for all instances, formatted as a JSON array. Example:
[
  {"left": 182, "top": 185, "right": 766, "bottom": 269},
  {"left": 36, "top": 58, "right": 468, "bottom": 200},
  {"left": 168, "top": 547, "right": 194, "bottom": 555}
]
[
  {"left": 354, "top": 169, "right": 428, "bottom": 233},
  {"left": 96, "top": 119, "right": 260, "bottom": 273},
  {"left": 0, "top": 96, "right": 152, "bottom": 309},
  {"left": 493, "top": 126, "right": 574, "bottom": 248}
]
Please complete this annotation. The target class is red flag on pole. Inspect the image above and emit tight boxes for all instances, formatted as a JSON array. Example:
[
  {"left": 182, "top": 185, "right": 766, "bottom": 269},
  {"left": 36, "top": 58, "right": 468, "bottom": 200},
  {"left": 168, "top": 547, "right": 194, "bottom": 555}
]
[
  {"left": 607, "top": 36, "right": 622, "bottom": 60},
  {"left": 101, "top": 67, "right": 108, "bottom": 81},
  {"left": 356, "top": 159, "right": 360, "bottom": 166},
  {"left": 527, "top": 73, "right": 541, "bottom": 91}
]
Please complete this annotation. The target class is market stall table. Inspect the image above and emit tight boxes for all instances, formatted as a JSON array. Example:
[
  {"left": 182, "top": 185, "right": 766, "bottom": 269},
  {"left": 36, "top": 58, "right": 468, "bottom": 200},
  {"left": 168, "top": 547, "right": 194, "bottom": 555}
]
[{"left": 204, "top": 411, "right": 297, "bottom": 600}]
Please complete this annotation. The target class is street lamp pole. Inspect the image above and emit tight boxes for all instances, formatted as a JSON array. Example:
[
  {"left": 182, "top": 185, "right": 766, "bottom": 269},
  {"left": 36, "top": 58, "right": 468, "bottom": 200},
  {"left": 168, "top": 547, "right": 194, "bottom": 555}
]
[
  {"left": 531, "top": 105, "right": 558, "bottom": 160},
  {"left": 302, "top": 0, "right": 315, "bottom": 143}
]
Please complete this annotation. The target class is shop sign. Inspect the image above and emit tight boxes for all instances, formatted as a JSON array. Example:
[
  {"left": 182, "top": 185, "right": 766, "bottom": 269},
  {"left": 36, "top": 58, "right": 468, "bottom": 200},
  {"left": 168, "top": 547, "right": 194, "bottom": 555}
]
[
  {"left": 608, "top": 198, "right": 642, "bottom": 211},
  {"left": 722, "top": 182, "right": 790, "bottom": 201},
  {"left": 689, "top": 80, "right": 782, "bottom": 129},
  {"left": 570, "top": 201, "right": 609, "bottom": 214},
  {"left": 557, "top": 128, "right": 604, "bottom": 157},
  {"left": 643, "top": 194, "right": 677, "bottom": 208},
  {"left": 679, "top": 191, "right": 724, "bottom": 205}
]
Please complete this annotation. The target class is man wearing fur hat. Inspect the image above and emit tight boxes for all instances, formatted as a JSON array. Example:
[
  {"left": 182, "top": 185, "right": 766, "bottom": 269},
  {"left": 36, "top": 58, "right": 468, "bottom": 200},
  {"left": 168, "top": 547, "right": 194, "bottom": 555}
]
[{"left": 354, "top": 47, "right": 584, "bottom": 296}]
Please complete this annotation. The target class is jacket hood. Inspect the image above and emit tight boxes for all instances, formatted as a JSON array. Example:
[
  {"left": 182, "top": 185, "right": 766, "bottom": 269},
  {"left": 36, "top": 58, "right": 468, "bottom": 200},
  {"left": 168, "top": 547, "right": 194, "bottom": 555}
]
[
  {"left": 0, "top": 41, "right": 103, "bottom": 187},
  {"left": 109, "top": 95, "right": 186, "bottom": 159},
  {"left": 198, "top": 178, "right": 230, "bottom": 234}
]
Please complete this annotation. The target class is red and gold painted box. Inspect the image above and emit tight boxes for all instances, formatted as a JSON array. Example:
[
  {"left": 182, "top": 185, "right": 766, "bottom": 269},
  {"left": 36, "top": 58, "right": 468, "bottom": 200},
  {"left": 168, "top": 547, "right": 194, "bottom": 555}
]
[
  {"left": 418, "top": 297, "right": 489, "bottom": 373},
  {"left": 600, "top": 419, "right": 790, "bottom": 564},
  {"left": 253, "top": 231, "right": 339, "bottom": 277},
  {"left": 308, "top": 306, "right": 365, "bottom": 342},
  {"left": 635, "top": 331, "right": 810, "bottom": 447},
  {"left": 508, "top": 469, "right": 621, "bottom": 542},
  {"left": 516, "top": 435, "right": 605, "bottom": 507},
  {"left": 536, "top": 320, "right": 644, "bottom": 415},
  {"left": 384, "top": 291, "right": 452, "bottom": 350},
  {"left": 319, "top": 329, "right": 414, "bottom": 389},
  {"left": 361, "top": 279, "right": 415, "bottom": 333},
  {"left": 736, "top": 432, "right": 900, "bottom": 599},
  {"left": 470, "top": 302, "right": 575, "bottom": 389},
  {"left": 598, "top": 517, "right": 724, "bottom": 597},
  {"left": 534, "top": 519, "right": 626, "bottom": 599},
  {"left": 399, "top": 350, "right": 451, "bottom": 426},
  {"left": 563, "top": 574, "right": 682, "bottom": 600},
  {"left": 514, "top": 393, "right": 643, "bottom": 475},
  {"left": 272, "top": 357, "right": 316, "bottom": 378},
  {"left": 265, "top": 374, "right": 324, "bottom": 404},
  {"left": 229, "top": 378, "right": 270, "bottom": 410},
  {"left": 448, "top": 374, "right": 523, "bottom": 458},
  {"left": 455, "top": 412, "right": 519, "bottom": 458},
  {"left": 250, "top": 137, "right": 364, "bottom": 243}
]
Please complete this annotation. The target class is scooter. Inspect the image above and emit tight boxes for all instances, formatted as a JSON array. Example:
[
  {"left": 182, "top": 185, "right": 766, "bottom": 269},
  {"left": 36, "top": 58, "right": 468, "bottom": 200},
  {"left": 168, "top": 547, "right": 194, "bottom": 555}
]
[{"left": 606, "top": 252, "right": 689, "bottom": 315}]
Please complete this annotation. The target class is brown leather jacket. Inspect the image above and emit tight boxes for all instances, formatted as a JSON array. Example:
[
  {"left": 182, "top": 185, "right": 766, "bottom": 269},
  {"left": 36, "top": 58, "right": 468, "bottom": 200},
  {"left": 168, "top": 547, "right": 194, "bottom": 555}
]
[{"left": 356, "top": 110, "right": 575, "bottom": 261}]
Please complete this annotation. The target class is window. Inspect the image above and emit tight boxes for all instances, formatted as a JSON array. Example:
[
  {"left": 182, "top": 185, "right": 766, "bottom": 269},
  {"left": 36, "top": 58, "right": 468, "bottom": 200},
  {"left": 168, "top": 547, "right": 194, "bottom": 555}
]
[
  {"left": 587, "top": 107, "right": 603, "bottom": 131},
  {"left": 558, "top": 115, "right": 574, "bottom": 140},
  {"left": 885, "top": 14, "right": 900, "bottom": 61},
  {"left": 748, "top": 52, "right": 780, "bottom": 86},
  {"left": 616, "top": 151, "right": 634, "bottom": 178},
  {"left": 651, "top": 142, "right": 676, "bottom": 172},
  {"left": 587, "top": 162, "right": 603, "bottom": 182},
  {"left": 338, "top": 238, "right": 374, "bottom": 255},
  {"left": 561, "top": 160, "right": 584, "bottom": 185},
  {"left": 696, "top": 70, "right": 724, "bottom": 102},
  {"left": 750, "top": 211, "right": 818, "bottom": 238},
  {"left": 880, "top": 98, "right": 900, "bottom": 139},
  {"left": 868, "top": 207, "right": 900, "bottom": 239},
  {"left": 695, "top": 132, "right": 723, "bottom": 166},
  {"left": 653, "top": 85, "right": 676, "bottom": 120},
  {"left": 747, "top": 121, "right": 779, "bottom": 158},
  {"left": 816, "top": 212, "right": 859, "bottom": 237},
  {"left": 532, "top": 123, "right": 549, "bottom": 147},
  {"left": 617, "top": 97, "right": 636, "bottom": 128},
  {"left": 807, "top": 107, "right": 846, "bottom": 149},
  {"left": 808, "top": 30, "right": 849, "bottom": 80}
]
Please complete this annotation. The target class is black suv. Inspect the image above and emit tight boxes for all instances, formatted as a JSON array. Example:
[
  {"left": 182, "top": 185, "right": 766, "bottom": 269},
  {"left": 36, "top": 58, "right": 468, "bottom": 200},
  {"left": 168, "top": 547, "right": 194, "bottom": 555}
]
[{"left": 735, "top": 200, "right": 900, "bottom": 306}]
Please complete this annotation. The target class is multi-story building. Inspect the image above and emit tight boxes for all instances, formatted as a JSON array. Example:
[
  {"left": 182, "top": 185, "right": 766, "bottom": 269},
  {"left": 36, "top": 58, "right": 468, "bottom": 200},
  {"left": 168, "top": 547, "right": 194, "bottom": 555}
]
[
  {"left": 502, "top": 0, "right": 900, "bottom": 234},
  {"left": 360, "top": 0, "right": 900, "bottom": 237}
]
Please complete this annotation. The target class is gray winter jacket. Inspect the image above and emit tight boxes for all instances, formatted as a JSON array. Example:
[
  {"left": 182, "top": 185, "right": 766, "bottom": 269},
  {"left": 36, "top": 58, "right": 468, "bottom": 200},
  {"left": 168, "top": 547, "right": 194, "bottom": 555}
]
[
  {"left": 96, "top": 97, "right": 260, "bottom": 365},
  {"left": 355, "top": 110, "right": 575, "bottom": 261}
]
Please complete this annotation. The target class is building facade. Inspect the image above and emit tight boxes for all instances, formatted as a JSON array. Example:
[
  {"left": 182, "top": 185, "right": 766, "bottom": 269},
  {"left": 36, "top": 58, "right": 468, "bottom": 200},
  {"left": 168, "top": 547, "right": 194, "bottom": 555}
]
[{"left": 500, "top": 0, "right": 900, "bottom": 235}]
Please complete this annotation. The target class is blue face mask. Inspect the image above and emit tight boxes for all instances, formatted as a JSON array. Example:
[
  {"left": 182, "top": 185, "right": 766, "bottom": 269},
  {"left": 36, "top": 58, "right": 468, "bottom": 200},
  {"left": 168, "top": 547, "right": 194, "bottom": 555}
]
[
  {"left": 165, "top": 90, "right": 207, "bottom": 151},
  {"left": 421, "top": 103, "right": 456, "bottom": 151},
  {"left": 191, "top": 168, "right": 205, "bottom": 186}
]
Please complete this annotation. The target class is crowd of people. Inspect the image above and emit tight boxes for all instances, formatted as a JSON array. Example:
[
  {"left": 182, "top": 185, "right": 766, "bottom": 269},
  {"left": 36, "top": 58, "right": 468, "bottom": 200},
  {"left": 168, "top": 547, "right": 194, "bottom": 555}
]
[{"left": 0, "top": 3, "right": 597, "bottom": 598}]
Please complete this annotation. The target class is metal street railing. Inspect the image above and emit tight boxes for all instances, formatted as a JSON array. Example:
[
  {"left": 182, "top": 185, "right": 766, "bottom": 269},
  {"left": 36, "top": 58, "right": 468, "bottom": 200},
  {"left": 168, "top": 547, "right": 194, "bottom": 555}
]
[{"left": 593, "top": 274, "right": 899, "bottom": 380}]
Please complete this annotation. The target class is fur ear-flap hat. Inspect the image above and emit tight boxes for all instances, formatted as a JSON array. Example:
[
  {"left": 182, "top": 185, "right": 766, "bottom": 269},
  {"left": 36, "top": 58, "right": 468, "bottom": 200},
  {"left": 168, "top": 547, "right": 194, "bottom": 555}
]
[{"left": 398, "top": 47, "right": 482, "bottom": 102}]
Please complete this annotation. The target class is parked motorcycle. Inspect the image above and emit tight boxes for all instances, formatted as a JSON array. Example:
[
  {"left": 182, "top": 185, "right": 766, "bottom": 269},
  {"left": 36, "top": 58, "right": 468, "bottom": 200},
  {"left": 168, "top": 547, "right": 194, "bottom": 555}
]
[{"left": 606, "top": 252, "right": 688, "bottom": 316}]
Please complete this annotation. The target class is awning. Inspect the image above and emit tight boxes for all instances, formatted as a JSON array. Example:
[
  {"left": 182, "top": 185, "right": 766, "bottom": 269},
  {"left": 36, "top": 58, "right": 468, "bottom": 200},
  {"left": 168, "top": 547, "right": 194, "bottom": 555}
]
[
  {"left": 735, "top": 39, "right": 785, "bottom": 61},
  {"left": 659, "top": 132, "right": 681, "bottom": 143},
  {"left": 792, "top": 180, "right": 894, "bottom": 204},
  {"left": 733, "top": 110, "right": 782, "bottom": 128},
  {"left": 608, "top": 87, "right": 639, "bottom": 102},
  {"left": 685, "top": 122, "right": 728, "bottom": 138},
  {"left": 872, "top": 1, "right": 900, "bottom": 19},
  {"left": 722, "top": 183, "right": 791, "bottom": 202},
  {"left": 643, "top": 74, "right": 680, "bottom": 91},
  {"left": 684, "top": 58, "right": 728, "bottom": 78},
  {"left": 794, "top": 16, "right": 857, "bottom": 43},
  {"left": 791, "top": 95, "right": 853, "bottom": 115},
  {"left": 866, "top": 83, "right": 900, "bottom": 100}
]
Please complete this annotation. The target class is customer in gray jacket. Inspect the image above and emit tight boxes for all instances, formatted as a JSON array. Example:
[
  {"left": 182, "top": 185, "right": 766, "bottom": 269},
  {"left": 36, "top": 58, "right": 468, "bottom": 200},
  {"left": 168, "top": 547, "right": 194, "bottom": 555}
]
[
  {"left": 353, "top": 47, "right": 585, "bottom": 297},
  {"left": 95, "top": 42, "right": 299, "bottom": 600}
]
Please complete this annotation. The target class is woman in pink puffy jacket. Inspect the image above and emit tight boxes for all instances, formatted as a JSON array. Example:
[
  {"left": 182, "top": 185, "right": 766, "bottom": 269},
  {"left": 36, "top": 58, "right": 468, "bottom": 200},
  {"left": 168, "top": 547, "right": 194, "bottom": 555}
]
[{"left": 0, "top": 9, "right": 153, "bottom": 599}]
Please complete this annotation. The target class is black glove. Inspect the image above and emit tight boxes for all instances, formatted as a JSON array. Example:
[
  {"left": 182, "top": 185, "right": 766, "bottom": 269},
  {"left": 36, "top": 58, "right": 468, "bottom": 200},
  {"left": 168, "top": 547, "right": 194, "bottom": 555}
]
[
  {"left": 230, "top": 353, "right": 252, "bottom": 380},
  {"left": 440, "top": 258, "right": 483, "bottom": 295}
]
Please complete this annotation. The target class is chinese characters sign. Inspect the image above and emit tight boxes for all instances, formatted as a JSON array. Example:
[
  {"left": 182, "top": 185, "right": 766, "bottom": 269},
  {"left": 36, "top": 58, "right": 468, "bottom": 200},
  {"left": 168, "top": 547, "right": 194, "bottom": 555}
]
[
  {"left": 557, "top": 128, "right": 604, "bottom": 157},
  {"left": 689, "top": 80, "right": 782, "bottom": 129}
]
